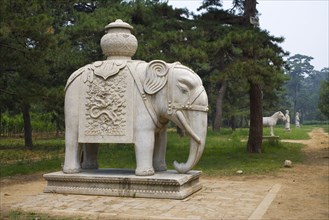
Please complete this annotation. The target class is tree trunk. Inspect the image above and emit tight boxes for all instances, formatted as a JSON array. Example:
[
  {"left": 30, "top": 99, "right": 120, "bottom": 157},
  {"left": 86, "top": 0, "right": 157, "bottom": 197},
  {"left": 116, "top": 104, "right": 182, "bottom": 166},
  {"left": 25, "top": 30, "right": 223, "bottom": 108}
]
[
  {"left": 22, "top": 103, "right": 33, "bottom": 150},
  {"left": 213, "top": 80, "right": 227, "bottom": 132},
  {"left": 293, "top": 83, "right": 299, "bottom": 117},
  {"left": 0, "top": 110, "right": 2, "bottom": 136},
  {"left": 55, "top": 113, "right": 61, "bottom": 137},
  {"left": 247, "top": 82, "right": 263, "bottom": 153},
  {"left": 243, "top": 0, "right": 257, "bottom": 19},
  {"left": 243, "top": 0, "right": 262, "bottom": 152},
  {"left": 239, "top": 116, "right": 244, "bottom": 128},
  {"left": 230, "top": 115, "right": 236, "bottom": 131}
]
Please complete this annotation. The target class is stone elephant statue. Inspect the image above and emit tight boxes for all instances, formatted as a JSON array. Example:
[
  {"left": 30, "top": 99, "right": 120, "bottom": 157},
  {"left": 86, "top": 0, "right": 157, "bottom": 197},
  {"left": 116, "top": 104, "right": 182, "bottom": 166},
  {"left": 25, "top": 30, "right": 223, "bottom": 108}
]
[{"left": 63, "top": 59, "right": 208, "bottom": 176}]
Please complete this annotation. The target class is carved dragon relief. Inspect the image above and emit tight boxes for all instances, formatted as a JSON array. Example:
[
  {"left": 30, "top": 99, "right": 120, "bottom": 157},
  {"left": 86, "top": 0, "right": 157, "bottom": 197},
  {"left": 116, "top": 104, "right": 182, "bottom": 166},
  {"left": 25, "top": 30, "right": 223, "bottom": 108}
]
[
  {"left": 84, "top": 69, "right": 128, "bottom": 136},
  {"left": 78, "top": 60, "right": 133, "bottom": 142}
]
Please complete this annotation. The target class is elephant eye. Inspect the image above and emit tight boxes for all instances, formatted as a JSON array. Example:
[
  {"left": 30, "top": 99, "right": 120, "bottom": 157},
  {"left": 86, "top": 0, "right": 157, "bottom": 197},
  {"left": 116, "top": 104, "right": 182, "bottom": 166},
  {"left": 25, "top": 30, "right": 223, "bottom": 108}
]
[
  {"left": 181, "top": 88, "right": 188, "bottom": 94},
  {"left": 177, "top": 83, "right": 189, "bottom": 94}
]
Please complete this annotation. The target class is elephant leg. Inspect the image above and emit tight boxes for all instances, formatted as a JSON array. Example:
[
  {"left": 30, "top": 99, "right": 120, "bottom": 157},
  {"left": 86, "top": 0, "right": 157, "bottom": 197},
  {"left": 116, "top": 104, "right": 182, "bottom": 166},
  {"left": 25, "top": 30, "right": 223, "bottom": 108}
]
[
  {"left": 153, "top": 127, "right": 167, "bottom": 172},
  {"left": 81, "top": 143, "right": 99, "bottom": 169},
  {"left": 63, "top": 133, "right": 82, "bottom": 173},
  {"left": 63, "top": 79, "right": 82, "bottom": 173},
  {"left": 135, "top": 129, "right": 155, "bottom": 176}
]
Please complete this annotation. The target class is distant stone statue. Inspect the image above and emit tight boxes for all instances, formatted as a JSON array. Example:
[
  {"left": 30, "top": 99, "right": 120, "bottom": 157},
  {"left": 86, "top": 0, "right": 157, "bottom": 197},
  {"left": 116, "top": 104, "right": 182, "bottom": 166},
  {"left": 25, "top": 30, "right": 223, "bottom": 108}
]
[
  {"left": 285, "top": 110, "right": 291, "bottom": 132},
  {"left": 263, "top": 111, "right": 286, "bottom": 136},
  {"left": 62, "top": 19, "right": 208, "bottom": 176},
  {"left": 295, "top": 112, "right": 300, "bottom": 128}
]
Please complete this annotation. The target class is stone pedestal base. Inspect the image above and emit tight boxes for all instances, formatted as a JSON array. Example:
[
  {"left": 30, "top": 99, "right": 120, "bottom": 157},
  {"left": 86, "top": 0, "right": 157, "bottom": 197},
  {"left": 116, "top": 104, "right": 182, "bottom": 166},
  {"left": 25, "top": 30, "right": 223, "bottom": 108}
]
[
  {"left": 262, "top": 136, "right": 280, "bottom": 144},
  {"left": 43, "top": 169, "right": 202, "bottom": 200}
]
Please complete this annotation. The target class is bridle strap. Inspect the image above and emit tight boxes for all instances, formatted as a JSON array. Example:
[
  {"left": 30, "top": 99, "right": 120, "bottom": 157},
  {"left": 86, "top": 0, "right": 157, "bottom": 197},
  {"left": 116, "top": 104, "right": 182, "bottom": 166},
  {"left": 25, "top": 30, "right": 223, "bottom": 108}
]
[
  {"left": 127, "top": 61, "right": 208, "bottom": 129},
  {"left": 127, "top": 62, "right": 163, "bottom": 128},
  {"left": 167, "top": 65, "right": 208, "bottom": 115},
  {"left": 171, "top": 102, "right": 209, "bottom": 112},
  {"left": 167, "top": 62, "right": 179, "bottom": 115},
  {"left": 188, "top": 85, "right": 205, "bottom": 106},
  {"left": 169, "top": 85, "right": 208, "bottom": 112}
]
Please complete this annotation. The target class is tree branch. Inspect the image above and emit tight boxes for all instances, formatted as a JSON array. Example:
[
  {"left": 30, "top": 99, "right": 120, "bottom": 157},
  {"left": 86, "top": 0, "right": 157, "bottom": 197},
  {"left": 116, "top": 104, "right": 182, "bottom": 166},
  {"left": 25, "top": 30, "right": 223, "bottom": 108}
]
[
  {"left": 0, "top": 88, "right": 16, "bottom": 96},
  {"left": 0, "top": 43, "right": 27, "bottom": 55}
]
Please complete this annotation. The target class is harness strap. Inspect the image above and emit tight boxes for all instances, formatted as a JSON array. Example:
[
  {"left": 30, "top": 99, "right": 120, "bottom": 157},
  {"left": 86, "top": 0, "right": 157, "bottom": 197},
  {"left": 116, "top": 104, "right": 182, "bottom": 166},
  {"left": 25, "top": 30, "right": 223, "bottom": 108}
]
[
  {"left": 127, "top": 61, "right": 208, "bottom": 128},
  {"left": 170, "top": 86, "right": 208, "bottom": 112},
  {"left": 127, "top": 63, "right": 162, "bottom": 128},
  {"left": 167, "top": 62, "right": 179, "bottom": 115},
  {"left": 167, "top": 64, "right": 208, "bottom": 114},
  {"left": 171, "top": 103, "right": 209, "bottom": 112},
  {"left": 188, "top": 86, "right": 205, "bottom": 104}
]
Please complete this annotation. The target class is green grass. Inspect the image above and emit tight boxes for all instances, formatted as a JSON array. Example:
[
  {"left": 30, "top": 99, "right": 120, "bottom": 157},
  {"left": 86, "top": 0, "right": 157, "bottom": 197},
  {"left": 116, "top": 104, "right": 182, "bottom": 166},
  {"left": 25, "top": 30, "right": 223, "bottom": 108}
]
[
  {"left": 0, "top": 138, "right": 64, "bottom": 178},
  {"left": 0, "top": 125, "right": 317, "bottom": 178},
  {"left": 98, "top": 143, "right": 136, "bottom": 169},
  {"left": 166, "top": 128, "right": 304, "bottom": 176},
  {"left": 262, "top": 124, "right": 313, "bottom": 139},
  {"left": 321, "top": 124, "right": 329, "bottom": 133}
]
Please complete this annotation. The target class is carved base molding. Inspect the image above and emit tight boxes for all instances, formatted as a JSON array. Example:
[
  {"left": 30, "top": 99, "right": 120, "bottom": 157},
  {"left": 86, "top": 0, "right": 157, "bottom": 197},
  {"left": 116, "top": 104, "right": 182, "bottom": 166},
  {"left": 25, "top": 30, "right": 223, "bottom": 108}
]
[{"left": 43, "top": 169, "right": 202, "bottom": 200}]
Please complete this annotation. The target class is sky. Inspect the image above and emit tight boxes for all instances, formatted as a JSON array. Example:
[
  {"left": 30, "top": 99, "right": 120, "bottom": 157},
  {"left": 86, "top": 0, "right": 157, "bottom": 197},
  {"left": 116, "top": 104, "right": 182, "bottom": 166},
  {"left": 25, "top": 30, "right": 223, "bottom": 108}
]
[{"left": 168, "top": 0, "right": 329, "bottom": 71}]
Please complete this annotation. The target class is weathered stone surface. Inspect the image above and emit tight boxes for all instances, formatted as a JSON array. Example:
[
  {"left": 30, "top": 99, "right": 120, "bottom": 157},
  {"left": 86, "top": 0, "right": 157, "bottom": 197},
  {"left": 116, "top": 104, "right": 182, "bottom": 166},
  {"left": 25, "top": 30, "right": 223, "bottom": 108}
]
[
  {"left": 295, "top": 112, "right": 300, "bottom": 128},
  {"left": 11, "top": 178, "right": 280, "bottom": 220},
  {"left": 285, "top": 110, "right": 291, "bottom": 131},
  {"left": 78, "top": 62, "right": 135, "bottom": 143},
  {"left": 262, "top": 136, "right": 280, "bottom": 144},
  {"left": 284, "top": 160, "right": 293, "bottom": 168},
  {"left": 44, "top": 169, "right": 202, "bottom": 199},
  {"left": 63, "top": 19, "right": 209, "bottom": 176}
]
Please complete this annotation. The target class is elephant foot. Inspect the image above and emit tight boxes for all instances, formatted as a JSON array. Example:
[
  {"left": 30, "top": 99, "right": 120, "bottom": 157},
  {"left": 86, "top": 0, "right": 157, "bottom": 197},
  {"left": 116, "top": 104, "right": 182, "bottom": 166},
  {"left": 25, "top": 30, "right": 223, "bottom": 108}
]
[
  {"left": 154, "top": 164, "right": 167, "bottom": 172},
  {"left": 81, "top": 162, "right": 99, "bottom": 170},
  {"left": 135, "top": 167, "right": 155, "bottom": 176},
  {"left": 63, "top": 167, "right": 81, "bottom": 174}
]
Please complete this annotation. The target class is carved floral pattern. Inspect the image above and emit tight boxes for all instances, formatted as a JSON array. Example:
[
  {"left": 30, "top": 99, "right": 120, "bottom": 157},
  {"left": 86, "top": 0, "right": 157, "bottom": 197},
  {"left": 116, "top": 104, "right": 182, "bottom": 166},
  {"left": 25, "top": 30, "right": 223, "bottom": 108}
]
[{"left": 101, "top": 33, "right": 137, "bottom": 58}]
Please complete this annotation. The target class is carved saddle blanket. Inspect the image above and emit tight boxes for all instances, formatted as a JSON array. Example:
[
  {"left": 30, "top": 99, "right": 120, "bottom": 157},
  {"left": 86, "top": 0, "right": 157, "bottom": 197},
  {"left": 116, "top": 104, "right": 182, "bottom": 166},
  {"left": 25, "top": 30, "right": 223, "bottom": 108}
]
[{"left": 65, "top": 60, "right": 142, "bottom": 143}]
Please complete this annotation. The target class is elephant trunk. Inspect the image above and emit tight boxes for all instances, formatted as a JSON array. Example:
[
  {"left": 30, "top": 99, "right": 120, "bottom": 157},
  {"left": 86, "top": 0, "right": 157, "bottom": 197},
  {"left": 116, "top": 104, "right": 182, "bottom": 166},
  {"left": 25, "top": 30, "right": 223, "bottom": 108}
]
[{"left": 173, "top": 110, "right": 207, "bottom": 174}]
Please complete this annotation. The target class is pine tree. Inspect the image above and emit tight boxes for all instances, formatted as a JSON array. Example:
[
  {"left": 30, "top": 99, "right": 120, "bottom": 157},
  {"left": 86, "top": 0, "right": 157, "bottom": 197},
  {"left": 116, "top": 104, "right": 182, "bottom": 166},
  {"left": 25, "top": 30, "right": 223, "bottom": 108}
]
[
  {"left": 196, "top": 0, "right": 287, "bottom": 152},
  {"left": 285, "top": 54, "right": 314, "bottom": 116},
  {"left": 0, "top": 0, "right": 55, "bottom": 149},
  {"left": 318, "top": 76, "right": 329, "bottom": 119}
]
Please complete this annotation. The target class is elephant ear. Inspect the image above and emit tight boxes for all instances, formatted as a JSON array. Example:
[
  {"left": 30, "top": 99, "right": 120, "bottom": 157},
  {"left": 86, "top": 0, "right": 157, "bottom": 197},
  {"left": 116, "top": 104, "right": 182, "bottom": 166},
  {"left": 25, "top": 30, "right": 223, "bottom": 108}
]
[{"left": 144, "top": 60, "right": 169, "bottom": 95}]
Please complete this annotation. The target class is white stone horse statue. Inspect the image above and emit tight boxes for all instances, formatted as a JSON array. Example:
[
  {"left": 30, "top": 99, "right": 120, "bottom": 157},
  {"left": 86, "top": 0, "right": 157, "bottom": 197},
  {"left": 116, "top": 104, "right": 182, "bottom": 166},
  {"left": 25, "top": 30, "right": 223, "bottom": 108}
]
[{"left": 263, "top": 111, "right": 286, "bottom": 136}]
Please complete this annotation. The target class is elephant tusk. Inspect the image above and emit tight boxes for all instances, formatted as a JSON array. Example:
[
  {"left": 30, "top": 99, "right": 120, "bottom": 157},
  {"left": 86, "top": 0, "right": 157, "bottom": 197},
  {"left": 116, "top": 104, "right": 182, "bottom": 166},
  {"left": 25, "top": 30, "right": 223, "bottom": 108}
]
[{"left": 176, "top": 111, "right": 201, "bottom": 144}]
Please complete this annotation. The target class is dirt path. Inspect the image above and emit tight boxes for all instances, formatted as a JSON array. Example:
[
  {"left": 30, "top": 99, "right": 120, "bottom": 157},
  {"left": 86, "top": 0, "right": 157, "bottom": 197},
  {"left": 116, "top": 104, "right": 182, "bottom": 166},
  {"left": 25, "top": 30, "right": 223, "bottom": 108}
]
[
  {"left": 0, "top": 128, "right": 328, "bottom": 219},
  {"left": 263, "top": 128, "right": 329, "bottom": 220}
]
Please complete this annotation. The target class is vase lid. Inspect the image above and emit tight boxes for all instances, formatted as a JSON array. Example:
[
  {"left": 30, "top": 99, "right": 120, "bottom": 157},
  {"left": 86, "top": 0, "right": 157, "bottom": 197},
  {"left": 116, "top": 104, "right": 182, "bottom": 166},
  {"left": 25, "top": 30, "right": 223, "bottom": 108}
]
[
  {"left": 100, "top": 19, "right": 138, "bottom": 60},
  {"left": 105, "top": 19, "right": 133, "bottom": 31}
]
